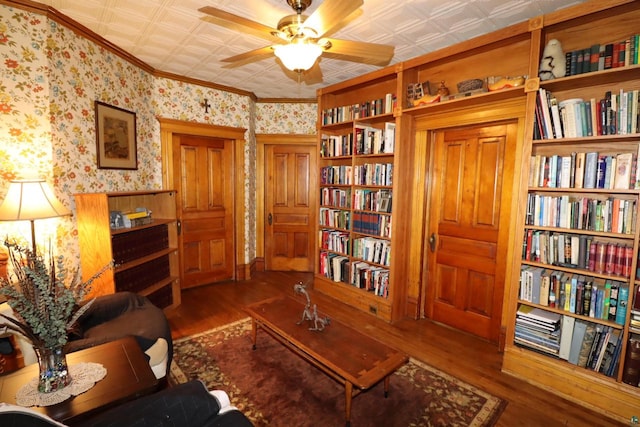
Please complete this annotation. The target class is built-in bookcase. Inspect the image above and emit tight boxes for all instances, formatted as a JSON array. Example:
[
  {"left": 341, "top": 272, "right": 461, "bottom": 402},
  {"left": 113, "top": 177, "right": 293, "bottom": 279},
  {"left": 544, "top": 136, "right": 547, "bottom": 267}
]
[
  {"left": 502, "top": 0, "right": 640, "bottom": 421},
  {"left": 316, "top": 68, "right": 401, "bottom": 321}
]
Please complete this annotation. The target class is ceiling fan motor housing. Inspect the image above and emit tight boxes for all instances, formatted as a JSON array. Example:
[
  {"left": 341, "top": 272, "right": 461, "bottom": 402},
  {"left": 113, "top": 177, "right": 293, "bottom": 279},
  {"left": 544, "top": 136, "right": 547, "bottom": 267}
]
[{"left": 287, "top": 0, "right": 312, "bottom": 13}]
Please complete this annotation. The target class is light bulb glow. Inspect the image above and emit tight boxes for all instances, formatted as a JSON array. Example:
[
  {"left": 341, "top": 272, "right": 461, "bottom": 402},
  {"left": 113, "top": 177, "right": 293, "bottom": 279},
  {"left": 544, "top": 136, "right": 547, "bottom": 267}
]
[{"left": 274, "top": 42, "right": 322, "bottom": 71}]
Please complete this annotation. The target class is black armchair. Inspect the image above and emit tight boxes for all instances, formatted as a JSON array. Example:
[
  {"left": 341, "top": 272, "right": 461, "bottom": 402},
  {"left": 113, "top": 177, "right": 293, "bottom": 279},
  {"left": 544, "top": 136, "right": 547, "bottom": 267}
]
[{"left": 65, "top": 292, "right": 173, "bottom": 379}]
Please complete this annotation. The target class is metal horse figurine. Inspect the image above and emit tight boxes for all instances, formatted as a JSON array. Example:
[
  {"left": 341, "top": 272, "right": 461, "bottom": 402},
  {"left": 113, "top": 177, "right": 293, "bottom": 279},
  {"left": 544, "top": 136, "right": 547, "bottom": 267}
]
[{"left": 294, "top": 281, "right": 330, "bottom": 331}]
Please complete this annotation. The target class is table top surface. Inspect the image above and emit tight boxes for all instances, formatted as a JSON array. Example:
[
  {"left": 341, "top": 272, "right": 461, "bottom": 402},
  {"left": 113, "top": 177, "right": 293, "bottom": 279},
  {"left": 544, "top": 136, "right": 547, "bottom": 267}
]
[
  {"left": 0, "top": 336, "right": 159, "bottom": 424},
  {"left": 245, "top": 295, "right": 408, "bottom": 389}
]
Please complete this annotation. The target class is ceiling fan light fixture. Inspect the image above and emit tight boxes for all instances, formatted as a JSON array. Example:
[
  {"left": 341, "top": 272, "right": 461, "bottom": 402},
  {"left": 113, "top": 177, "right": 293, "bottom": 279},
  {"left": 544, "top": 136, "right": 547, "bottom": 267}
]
[{"left": 273, "top": 42, "right": 322, "bottom": 72}]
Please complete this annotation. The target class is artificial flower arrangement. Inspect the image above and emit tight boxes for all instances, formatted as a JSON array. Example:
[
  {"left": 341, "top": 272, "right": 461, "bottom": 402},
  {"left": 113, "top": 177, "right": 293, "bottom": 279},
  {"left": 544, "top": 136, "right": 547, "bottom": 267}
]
[{"left": 0, "top": 240, "right": 110, "bottom": 392}]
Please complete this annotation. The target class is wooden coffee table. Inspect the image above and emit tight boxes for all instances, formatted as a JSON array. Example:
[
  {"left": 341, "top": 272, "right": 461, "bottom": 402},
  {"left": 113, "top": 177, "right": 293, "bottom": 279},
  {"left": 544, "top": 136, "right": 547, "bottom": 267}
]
[
  {"left": 0, "top": 336, "right": 159, "bottom": 425},
  {"left": 245, "top": 295, "right": 408, "bottom": 427}
]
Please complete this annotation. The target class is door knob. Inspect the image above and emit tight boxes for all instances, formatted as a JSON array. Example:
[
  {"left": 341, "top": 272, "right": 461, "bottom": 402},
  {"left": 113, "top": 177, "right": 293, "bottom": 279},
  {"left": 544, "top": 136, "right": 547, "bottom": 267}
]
[
  {"left": 429, "top": 233, "right": 436, "bottom": 252},
  {"left": 268, "top": 213, "right": 273, "bottom": 225}
]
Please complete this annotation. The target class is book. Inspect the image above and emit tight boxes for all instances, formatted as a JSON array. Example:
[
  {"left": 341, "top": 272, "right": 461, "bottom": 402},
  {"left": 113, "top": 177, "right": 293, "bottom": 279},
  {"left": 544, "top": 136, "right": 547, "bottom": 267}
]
[
  {"left": 559, "top": 315, "right": 575, "bottom": 360},
  {"left": 577, "top": 322, "right": 597, "bottom": 368},
  {"left": 622, "top": 337, "right": 640, "bottom": 386},
  {"left": 613, "top": 153, "right": 635, "bottom": 190},
  {"left": 568, "top": 320, "right": 587, "bottom": 365}
]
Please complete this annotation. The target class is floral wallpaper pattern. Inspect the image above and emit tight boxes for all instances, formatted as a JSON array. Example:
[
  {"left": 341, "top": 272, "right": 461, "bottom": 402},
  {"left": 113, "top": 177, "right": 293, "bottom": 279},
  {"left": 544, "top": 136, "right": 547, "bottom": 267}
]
[{"left": 0, "top": 3, "right": 317, "bottom": 269}]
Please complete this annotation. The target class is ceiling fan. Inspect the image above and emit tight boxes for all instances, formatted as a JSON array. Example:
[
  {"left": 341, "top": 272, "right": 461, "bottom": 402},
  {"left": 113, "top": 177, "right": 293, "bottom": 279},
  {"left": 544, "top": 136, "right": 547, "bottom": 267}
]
[{"left": 198, "top": 0, "right": 395, "bottom": 84}]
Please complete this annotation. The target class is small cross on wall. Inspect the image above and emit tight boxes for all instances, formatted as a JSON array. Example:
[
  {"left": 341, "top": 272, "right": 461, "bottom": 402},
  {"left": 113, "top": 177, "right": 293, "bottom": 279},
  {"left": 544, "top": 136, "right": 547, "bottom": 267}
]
[{"left": 201, "top": 98, "right": 211, "bottom": 113}]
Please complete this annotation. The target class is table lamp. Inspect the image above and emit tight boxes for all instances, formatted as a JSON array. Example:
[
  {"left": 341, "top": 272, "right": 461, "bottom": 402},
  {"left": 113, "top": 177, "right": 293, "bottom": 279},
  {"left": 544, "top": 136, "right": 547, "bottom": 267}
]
[{"left": 0, "top": 179, "right": 72, "bottom": 254}]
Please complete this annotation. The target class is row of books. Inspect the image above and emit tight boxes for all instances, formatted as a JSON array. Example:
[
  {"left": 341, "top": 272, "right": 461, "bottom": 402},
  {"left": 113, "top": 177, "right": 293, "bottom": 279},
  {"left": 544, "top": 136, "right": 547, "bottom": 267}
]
[
  {"left": 353, "top": 189, "right": 392, "bottom": 213},
  {"left": 515, "top": 306, "right": 623, "bottom": 377},
  {"left": 519, "top": 267, "right": 628, "bottom": 323},
  {"left": 321, "top": 93, "right": 396, "bottom": 126},
  {"left": 352, "top": 212, "right": 392, "bottom": 238},
  {"left": 529, "top": 151, "right": 640, "bottom": 190},
  {"left": 320, "top": 134, "right": 353, "bottom": 157},
  {"left": 564, "top": 317, "right": 622, "bottom": 377},
  {"left": 319, "top": 207, "right": 350, "bottom": 229},
  {"left": 319, "top": 229, "right": 349, "bottom": 254},
  {"left": 319, "top": 252, "right": 349, "bottom": 284},
  {"left": 523, "top": 230, "right": 634, "bottom": 278},
  {"left": 525, "top": 193, "right": 636, "bottom": 234},
  {"left": 354, "top": 123, "right": 396, "bottom": 155},
  {"left": 563, "top": 35, "right": 640, "bottom": 77},
  {"left": 320, "top": 163, "right": 394, "bottom": 187},
  {"left": 534, "top": 88, "right": 639, "bottom": 140},
  {"left": 351, "top": 261, "right": 389, "bottom": 297},
  {"left": 352, "top": 236, "right": 391, "bottom": 267},
  {"left": 320, "top": 165, "right": 352, "bottom": 185},
  {"left": 321, "top": 187, "right": 350, "bottom": 208},
  {"left": 354, "top": 162, "right": 393, "bottom": 187}
]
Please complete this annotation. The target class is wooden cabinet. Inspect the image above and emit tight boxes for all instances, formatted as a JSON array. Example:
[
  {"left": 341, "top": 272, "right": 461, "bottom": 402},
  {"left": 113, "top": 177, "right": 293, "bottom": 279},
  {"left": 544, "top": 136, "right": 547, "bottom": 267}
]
[
  {"left": 501, "top": 0, "right": 640, "bottom": 422},
  {"left": 75, "top": 190, "right": 180, "bottom": 311}
]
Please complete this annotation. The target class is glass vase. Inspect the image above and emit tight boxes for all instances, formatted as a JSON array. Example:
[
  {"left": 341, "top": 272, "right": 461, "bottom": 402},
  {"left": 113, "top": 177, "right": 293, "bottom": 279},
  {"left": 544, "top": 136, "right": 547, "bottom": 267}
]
[{"left": 34, "top": 346, "right": 71, "bottom": 393}]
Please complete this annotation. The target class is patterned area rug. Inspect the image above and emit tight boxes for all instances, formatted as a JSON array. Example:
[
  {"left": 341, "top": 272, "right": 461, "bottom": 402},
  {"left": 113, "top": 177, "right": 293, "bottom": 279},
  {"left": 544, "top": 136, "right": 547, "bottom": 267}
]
[{"left": 171, "top": 318, "right": 506, "bottom": 427}]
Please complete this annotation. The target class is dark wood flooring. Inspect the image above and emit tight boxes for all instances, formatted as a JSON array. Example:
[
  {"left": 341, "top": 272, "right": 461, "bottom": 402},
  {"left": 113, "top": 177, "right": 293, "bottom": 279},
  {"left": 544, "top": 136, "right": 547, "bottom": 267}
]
[{"left": 166, "top": 271, "right": 626, "bottom": 427}]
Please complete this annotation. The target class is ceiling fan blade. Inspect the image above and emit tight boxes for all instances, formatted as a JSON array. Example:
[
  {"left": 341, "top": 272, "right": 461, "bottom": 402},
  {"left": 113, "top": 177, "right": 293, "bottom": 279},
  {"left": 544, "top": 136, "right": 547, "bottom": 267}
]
[
  {"left": 303, "top": 0, "right": 363, "bottom": 38},
  {"left": 199, "top": 6, "right": 283, "bottom": 43},
  {"left": 221, "top": 46, "right": 276, "bottom": 68},
  {"left": 323, "top": 38, "right": 394, "bottom": 66}
]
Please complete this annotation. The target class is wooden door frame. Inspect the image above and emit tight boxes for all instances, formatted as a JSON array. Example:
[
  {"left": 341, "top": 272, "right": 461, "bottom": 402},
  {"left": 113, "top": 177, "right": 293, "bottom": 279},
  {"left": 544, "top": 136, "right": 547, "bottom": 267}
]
[
  {"left": 409, "top": 99, "right": 526, "bottom": 344},
  {"left": 256, "top": 134, "right": 317, "bottom": 272},
  {"left": 158, "top": 117, "right": 249, "bottom": 279}
]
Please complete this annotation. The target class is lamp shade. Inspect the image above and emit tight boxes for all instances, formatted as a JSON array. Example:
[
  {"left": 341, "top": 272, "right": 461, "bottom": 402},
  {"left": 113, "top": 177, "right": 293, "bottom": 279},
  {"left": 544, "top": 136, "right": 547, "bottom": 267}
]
[
  {"left": 0, "top": 179, "right": 71, "bottom": 221},
  {"left": 273, "top": 42, "right": 322, "bottom": 72}
]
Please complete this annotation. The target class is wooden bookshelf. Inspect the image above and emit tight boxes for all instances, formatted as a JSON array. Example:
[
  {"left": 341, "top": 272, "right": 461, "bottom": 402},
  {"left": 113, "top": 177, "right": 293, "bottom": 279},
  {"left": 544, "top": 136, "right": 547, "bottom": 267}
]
[
  {"left": 75, "top": 190, "right": 181, "bottom": 311},
  {"left": 502, "top": 0, "right": 640, "bottom": 422}
]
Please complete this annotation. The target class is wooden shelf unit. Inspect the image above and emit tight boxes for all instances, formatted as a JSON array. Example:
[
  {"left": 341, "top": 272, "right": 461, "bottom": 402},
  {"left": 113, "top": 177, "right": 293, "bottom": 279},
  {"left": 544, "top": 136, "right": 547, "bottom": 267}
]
[
  {"left": 75, "top": 190, "right": 181, "bottom": 311},
  {"left": 502, "top": 0, "right": 640, "bottom": 422},
  {"left": 316, "top": 67, "right": 402, "bottom": 322}
]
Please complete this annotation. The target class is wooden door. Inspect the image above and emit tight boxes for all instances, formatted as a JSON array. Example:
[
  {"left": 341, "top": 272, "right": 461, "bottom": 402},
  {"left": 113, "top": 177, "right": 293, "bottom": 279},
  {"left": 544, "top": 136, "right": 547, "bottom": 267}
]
[
  {"left": 426, "top": 122, "right": 515, "bottom": 341},
  {"left": 264, "top": 144, "right": 316, "bottom": 271},
  {"left": 173, "top": 134, "right": 235, "bottom": 288}
]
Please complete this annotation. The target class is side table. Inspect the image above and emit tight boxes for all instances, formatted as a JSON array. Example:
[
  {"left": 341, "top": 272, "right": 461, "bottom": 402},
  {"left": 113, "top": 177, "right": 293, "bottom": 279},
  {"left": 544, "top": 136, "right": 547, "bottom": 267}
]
[{"left": 0, "top": 336, "right": 159, "bottom": 425}]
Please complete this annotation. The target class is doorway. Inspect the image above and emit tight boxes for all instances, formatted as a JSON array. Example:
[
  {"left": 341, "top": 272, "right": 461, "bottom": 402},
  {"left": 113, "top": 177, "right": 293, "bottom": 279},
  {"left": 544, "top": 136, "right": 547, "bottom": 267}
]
[
  {"left": 425, "top": 122, "right": 516, "bottom": 341},
  {"left": 257, "top": 134, "right": 317, "bottom": 272},
  {"left": 159, "top": 118, "right": 247, "bottom": 286}
]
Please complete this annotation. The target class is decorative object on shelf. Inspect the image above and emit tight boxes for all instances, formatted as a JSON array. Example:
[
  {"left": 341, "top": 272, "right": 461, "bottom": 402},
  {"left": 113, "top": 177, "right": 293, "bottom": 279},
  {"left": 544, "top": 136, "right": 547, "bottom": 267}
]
[
  {"left": 0, "top": 179, "right": 72, "bottom": 254},
  {"left": 0, "top": 241, "right": 111, "bottom": 393},
  {"left": 456, "top": 78, "right": 484, "bottom": 93},
  {"left": 412, "top": 93, "right": 441, "bottom": 107},
  {"left": 95, "top": 100, "right": 138, "bottom": 170},
  {"left": 539, "top": 39, "right": 566, "bottom": 81},
  {"left": 294, "top": 282, "right": 330, "bottom": 331},
  {"left": 487, "top": 75, "right": 526, "bottom": 91},
  {"left": 436, "top": 81, "right": 450, "bottom": 96}
]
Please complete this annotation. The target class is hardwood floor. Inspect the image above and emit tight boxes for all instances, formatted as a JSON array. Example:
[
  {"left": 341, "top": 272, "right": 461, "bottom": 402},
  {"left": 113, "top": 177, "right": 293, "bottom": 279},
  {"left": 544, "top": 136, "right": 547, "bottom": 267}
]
[{"left": 166, "top": 271, "right": 626, "bottom": 427}]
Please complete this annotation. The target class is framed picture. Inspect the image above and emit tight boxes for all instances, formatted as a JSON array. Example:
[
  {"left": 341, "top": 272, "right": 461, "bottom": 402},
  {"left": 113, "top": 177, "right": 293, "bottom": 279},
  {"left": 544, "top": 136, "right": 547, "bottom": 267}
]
[{"left": 95, "top": 101, "right": 137, "bottom": 169}]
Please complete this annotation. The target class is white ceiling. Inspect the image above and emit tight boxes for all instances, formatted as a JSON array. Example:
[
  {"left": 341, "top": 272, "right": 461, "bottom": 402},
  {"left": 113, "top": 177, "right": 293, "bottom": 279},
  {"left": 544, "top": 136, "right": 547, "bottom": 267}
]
[{"left": 37, "top": 0, "right": 586, "bottom": 99}]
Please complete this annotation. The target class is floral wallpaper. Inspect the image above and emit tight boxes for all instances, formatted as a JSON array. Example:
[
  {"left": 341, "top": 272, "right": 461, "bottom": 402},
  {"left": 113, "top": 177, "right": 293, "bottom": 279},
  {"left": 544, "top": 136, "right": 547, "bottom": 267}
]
[{"left": 0, "top": 3, "right": 317, "bottom": 270}]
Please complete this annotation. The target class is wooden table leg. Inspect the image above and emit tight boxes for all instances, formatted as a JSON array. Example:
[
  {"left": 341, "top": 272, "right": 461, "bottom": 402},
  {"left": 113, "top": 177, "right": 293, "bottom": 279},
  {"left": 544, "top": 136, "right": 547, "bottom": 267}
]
[
  {"left": 384, "top": 375, "right": 390, "bottom": 398},
  {"left": 344, "top": 381, "right": 353, "bottom": 427},
  {"left": 251, "top": 318, "right": 258, "bottom": 350}
]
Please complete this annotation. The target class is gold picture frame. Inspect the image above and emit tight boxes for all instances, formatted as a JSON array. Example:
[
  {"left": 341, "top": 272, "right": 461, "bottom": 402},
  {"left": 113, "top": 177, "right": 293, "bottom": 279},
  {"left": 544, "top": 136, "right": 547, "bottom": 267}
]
[{"left": 95, "top": 101, "right": 137, "bottom": 170}]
